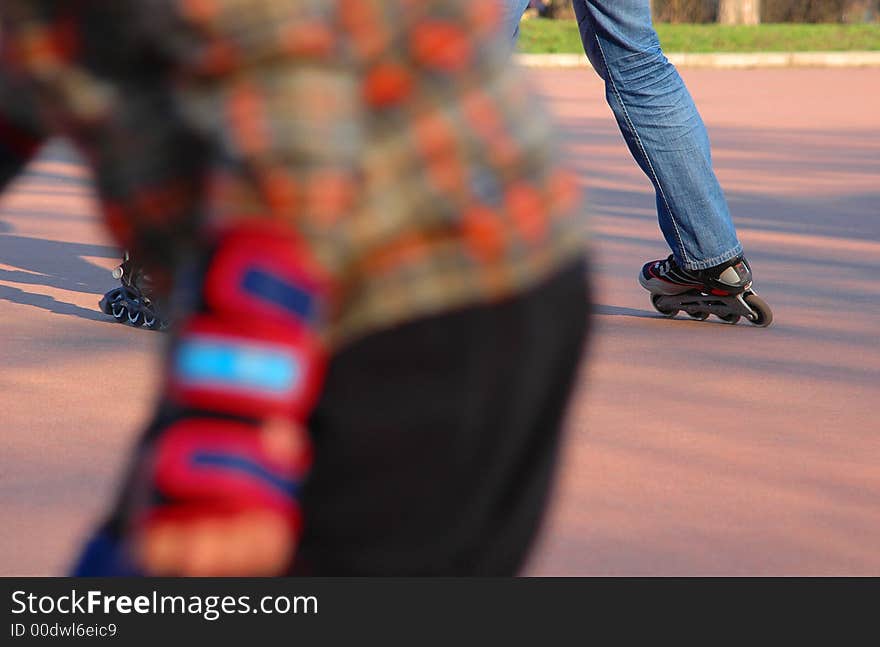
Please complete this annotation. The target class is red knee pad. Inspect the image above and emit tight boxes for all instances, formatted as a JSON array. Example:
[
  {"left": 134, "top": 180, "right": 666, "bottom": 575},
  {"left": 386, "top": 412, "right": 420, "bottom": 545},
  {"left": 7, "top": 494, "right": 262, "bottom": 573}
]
[
  {"left": 166, "top": 221, "right": 333, "bottom": 421},
  {"left": 204, "top": 221, "right": 334, "bottom": 332},
  {"left": 166, "top": 314, "right": 325, "bottom": 421},
  {"left": 142, "top": 417, "right": 309, "bottom": 532}
]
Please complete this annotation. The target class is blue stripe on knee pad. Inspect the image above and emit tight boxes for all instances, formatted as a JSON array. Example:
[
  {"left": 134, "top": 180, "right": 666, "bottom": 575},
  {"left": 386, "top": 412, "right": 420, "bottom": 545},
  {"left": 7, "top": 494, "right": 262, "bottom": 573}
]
[
  {"left": 192, "top": 452, "right": 300, "bottom": 498},
  {"left": 242, "top": 269, "right": 316, "bottom": 324},
  {"left": 175, "top": 338, "right": 302, "bottom": 396}
]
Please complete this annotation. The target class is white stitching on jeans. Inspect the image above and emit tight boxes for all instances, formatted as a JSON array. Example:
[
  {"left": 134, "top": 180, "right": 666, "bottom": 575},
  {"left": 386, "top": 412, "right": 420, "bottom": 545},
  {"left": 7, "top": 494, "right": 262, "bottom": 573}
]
[{"left": 593, "top": 34, "right": 691, "bottom": 267}]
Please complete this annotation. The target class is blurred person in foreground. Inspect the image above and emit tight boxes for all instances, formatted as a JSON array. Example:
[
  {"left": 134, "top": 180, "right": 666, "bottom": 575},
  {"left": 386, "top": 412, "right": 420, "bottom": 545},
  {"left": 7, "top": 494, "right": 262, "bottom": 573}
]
[{"left": 0, "top": 1, "right": 590, "bottom": 575}]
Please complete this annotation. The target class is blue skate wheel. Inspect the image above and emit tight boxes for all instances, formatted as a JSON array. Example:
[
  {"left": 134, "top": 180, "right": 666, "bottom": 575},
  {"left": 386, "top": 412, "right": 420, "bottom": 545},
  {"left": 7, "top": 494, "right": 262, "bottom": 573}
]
[{"left": 101, "top": 288, "right": 124, "bottom": 316}]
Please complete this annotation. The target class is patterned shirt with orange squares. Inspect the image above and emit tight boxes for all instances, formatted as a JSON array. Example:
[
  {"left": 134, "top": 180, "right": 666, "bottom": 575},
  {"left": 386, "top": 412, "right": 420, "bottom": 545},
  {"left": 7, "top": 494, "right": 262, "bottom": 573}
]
[{"left": 0, "top": 0, "right": 586, "bottom": 347}]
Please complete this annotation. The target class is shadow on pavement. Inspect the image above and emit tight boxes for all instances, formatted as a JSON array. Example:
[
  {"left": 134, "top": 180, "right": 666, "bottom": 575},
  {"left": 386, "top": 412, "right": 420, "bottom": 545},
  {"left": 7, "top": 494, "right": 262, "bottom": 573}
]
[
  {"left": 0, "top": 227, "right": 119, "bottom": 322},
  {"left": 0, "top": 233, "right": 118, "bottom": 293},
  {"left": 0, "top": 283, "right": 109, "bottom": 322},
  {"left": 593, "top": 304, "right": 657, "bottom": 319},
  {"left": 0, "top": 140, "right": 118, "bottom": 322}
]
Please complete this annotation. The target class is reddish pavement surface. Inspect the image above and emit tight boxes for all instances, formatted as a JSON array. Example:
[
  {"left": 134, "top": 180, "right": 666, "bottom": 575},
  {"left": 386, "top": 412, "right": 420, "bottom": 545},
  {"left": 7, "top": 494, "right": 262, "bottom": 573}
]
[{"left": 1, "top": 68, "right": 878, "bottom": 576}]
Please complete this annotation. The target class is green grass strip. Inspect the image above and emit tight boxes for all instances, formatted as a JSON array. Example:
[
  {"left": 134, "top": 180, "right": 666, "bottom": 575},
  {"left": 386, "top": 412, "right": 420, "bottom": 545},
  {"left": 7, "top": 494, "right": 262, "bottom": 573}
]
[{"left": 518, "top": 21, "right": 880, "bottom": 54}]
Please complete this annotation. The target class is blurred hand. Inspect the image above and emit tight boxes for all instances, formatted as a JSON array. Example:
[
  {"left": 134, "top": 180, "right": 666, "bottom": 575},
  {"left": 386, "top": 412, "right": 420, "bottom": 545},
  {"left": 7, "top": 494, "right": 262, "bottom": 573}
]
[{"left": 136, "top": 508, "right": 295, "bottom": 576}]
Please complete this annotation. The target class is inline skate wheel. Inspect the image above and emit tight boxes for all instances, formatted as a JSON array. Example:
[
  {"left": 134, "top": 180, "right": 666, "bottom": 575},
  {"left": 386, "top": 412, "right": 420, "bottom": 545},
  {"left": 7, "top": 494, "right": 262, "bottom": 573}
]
[
  {"left": 101, "top": 289, "right": 122, "bottom": 316},
  {"left": 127, "top": 308, "right": 143, "bottom": 326},
  {"left": 111, "top": 302, "right": 126, "bottom": 320},
  {"left": 744, "top": 293, "right": 773, "bottom": 328},
  {"left": 687, "top": 311, "right": 709, "bottom": 321},
  {"left": 718, "top": 313, "right": 740, "bottom": 324},
  {"left": 650, "top": 294, "right": 678, "bottom": 318}
]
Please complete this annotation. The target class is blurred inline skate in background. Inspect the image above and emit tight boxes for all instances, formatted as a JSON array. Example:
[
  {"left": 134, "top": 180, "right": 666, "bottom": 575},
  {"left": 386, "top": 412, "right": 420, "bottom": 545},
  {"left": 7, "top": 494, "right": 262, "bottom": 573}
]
[{"left": 99, "top": 252, "right": 168, "bottom": 330}]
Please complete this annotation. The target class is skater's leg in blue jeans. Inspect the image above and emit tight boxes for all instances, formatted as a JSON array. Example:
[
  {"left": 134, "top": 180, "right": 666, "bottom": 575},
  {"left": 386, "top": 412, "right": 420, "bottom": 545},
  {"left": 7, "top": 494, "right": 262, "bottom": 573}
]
[
  {"left": 498, "top": 0, "right": 741, "bottom": 270},
  {"left": 571, "top": 0, "right": 741, "bottom": 270},
  {"left": 497, "top": 1, "right": 768, "bottom": 323},
  {"left": 500, "top": 0, "right": 532, "bottom": 44}
]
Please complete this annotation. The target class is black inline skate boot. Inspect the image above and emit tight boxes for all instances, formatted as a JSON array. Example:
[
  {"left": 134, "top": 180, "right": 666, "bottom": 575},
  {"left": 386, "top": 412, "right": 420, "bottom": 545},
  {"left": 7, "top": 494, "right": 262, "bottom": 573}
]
[
  {"left": 640, "top": 254, "right": 772, "bottom": 327},
  {"left": 98, "top": 252, "right": 169, "bottom": 330}
]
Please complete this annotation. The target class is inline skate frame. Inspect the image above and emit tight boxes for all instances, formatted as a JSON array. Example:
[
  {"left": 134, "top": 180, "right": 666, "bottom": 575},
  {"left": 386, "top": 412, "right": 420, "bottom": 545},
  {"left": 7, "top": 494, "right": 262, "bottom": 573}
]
[{"left": 650, "top": 289, "right": 772, "bottom": 327}]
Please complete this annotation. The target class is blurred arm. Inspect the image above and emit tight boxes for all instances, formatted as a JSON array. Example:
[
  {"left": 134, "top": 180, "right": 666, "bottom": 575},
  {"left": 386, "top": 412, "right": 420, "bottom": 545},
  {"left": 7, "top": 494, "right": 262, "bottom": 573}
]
[
  {"left": 0, "top": 72, "right": 46, "bottom": 192},
  {"left": 60, "top": 1, "right": 346, "bottom": 576}
]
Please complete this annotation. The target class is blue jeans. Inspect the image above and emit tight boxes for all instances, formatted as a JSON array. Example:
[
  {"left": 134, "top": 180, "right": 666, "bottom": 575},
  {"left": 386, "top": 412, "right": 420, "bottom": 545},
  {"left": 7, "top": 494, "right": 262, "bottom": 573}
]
[
  {"left": 501, "top": 0, "right": 741, "bottom": 270},
  {"left": 502, "top": 0, "right": 532, "bottom": 43}
]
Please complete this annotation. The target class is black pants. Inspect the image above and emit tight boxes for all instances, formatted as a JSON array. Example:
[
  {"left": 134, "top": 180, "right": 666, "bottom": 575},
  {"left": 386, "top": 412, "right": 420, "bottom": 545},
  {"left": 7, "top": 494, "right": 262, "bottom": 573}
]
[{"left": 295, "top": 259, "right": 591, "bottom": 575}]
